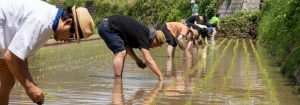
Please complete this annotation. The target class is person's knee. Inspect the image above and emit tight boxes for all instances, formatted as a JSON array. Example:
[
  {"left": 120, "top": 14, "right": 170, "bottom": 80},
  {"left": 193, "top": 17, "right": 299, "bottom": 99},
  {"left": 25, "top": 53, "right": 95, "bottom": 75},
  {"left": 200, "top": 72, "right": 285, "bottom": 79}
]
[
  {"left": 114, "top": 74, "right": 122, "bottom": 79},
  {"left": 115, "top": 50, "right": 127, "bottom": 57}
]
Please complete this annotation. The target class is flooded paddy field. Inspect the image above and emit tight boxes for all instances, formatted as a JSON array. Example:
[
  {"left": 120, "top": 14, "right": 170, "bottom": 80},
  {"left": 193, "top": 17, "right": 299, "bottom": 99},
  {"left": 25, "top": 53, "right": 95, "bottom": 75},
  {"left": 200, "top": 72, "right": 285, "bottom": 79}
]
[{"left": 9, "top": 39, "right": 300, "bottom": 105}]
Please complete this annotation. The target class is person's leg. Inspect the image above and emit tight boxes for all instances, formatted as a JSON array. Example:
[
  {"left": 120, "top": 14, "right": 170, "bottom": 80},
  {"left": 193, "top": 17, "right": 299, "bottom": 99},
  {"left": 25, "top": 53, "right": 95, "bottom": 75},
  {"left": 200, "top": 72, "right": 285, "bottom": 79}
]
[
  {"left": 211, "top": 27, "right": 217, "bottom": 45},
  {"left": 113, "top": 50, "right": 127, "bottom": 79},
  {"left": 161, "top": 24, "right": 177, "bottom": 57},
  {"left": 0, "top": 60, "right": 15, "bottom": 105},
  {"left": 167, "top": 45, "right": 175, "bottom": 57},
  {"left": 98, "top": 19, "right": 126, "bottom": 79}
]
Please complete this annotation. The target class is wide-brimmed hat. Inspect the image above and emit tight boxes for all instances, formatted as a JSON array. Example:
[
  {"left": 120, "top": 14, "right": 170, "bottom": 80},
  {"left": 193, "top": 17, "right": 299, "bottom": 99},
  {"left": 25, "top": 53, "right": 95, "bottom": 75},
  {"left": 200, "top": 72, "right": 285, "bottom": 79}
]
[
  {"left": 190, "top": 28, "right": 198, "bottom": 36},
  {"left": 72, "top": 5, "right": 94, "bottom": 43},
  {"left": 155, "top": 30, "right": 166, "bottom": 45},
  {"left": 189, "top": 28, "right": 199, "bottom": 39}
]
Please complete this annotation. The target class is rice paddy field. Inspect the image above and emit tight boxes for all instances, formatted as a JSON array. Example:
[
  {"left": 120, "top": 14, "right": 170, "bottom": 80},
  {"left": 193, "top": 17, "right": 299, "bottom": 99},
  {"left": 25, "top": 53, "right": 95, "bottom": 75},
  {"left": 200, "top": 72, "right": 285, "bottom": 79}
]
[{"left": 9, "top": 39, "right": 300, "bottom": 105}]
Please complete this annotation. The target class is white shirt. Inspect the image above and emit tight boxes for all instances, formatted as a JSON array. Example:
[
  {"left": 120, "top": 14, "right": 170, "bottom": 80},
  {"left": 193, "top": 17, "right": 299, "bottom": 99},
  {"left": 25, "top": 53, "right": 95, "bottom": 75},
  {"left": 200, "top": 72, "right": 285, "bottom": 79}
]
[{"left": 0, "top": 0, "right": 57, "bottom": 60}]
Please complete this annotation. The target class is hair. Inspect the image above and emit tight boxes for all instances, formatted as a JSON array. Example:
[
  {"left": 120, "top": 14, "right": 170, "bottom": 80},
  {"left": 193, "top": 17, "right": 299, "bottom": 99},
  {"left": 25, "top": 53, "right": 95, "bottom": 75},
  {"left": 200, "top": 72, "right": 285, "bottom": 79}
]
[
  {"left": 195, "top": 16, "right": 207, "bottom": 24},
  {"left": 61, "top": 6, "right": 75, "bottom": 33},
  {"left": 216, "top": 13, "right": 220, "bottom": 17}
]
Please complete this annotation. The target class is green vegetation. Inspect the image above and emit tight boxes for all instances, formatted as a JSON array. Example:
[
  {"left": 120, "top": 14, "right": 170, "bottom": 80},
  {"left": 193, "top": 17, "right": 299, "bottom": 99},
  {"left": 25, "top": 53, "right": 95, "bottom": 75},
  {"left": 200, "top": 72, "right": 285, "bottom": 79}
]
[
  {"left": 47, "top": 0, "right": 223, "bottom": 27},
  {"left": 258, "top": 0, "right": 300, "bottom": 92},
  {"left": 250, "top": 40, "right": 280, "bottom": 104},
  {"left": 219, "top": 12, "right": 260, "bottom": 39}
]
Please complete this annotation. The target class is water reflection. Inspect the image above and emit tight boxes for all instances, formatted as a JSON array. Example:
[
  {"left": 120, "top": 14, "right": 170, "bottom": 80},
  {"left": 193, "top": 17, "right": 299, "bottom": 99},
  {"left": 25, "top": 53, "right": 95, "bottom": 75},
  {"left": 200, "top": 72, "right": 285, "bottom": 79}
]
[
  {"left": 112, "top": 79, "right": 125, "bottom": 105},
  {"left": 112, "top": 79, "right": 163, "bottom": 105},
  {"left": 166, "top": 58, "right": 176, "bottom": 79},
  {"left": 8, "top": 40, "right": 300, "bottom": 105}
]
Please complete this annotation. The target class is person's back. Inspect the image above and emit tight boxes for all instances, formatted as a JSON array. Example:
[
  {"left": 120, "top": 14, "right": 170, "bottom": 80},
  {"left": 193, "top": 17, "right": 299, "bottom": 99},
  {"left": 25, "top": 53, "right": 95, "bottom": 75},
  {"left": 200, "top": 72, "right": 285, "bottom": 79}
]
[
  {"left": 0, "top": 0, "right": 57, "bottom": 60},
  {"left": 107, "top": 15, "right": 150, "bottom": 49},
  {"left": 208, "top": 16, "right": 220, "bottom": 27},
  {"left": 166, "top": 22, "right": 189, "bottom": 38},
  {"left": 0, "top": 0, "right": 94, "bottom": 104}
]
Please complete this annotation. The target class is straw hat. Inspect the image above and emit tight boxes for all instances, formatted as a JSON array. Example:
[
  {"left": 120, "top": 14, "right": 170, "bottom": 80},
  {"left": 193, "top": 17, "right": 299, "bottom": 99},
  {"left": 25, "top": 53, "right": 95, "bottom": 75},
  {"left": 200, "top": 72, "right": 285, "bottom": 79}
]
[
  {"left": 155, "top": 30, "right": 166, "bottom": 45},
  {"left": 72, "top": 5, "right": 94, "bottom": 43},
  {"left": 189, "top": 28, "right": 199, "bottom": 39}
]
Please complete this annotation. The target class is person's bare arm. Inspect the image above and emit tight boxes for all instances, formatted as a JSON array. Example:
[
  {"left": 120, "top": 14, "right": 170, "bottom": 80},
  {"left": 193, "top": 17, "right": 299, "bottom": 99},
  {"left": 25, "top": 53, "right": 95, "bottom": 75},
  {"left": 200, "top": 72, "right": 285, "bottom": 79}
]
[
  {"left": 176, "top": 34, "right": 186, "bottom": 50},
  {"left": 4, "top": 50, "right": 44, "bottom": 104},
  {"left": 140, "top": 48, "right": 163, "bottom": 81},
  {"left": 126, "top": 47, "right": 146, "bottom": 69}
]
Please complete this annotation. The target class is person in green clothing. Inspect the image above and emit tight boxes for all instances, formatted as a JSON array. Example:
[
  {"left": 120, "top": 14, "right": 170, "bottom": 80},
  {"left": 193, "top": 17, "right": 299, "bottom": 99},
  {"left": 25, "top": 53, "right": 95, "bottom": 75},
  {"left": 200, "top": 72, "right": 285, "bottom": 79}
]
[
  {"left": 208, "top": 13, "right": 220, "bottom": 45},
  {"left": 191, "top": 0, "right": 199, "bottom": 16}
]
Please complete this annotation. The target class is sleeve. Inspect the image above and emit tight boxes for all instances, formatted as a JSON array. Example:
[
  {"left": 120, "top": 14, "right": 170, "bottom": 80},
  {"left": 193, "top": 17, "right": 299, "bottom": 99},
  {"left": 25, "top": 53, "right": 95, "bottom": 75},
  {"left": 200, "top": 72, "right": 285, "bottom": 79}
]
[
  {"left": 137, "top": 35, "right": 150, "bottom": 50},
  {"left": 8, "top": 18, "right": 51, "bottom": 60}
]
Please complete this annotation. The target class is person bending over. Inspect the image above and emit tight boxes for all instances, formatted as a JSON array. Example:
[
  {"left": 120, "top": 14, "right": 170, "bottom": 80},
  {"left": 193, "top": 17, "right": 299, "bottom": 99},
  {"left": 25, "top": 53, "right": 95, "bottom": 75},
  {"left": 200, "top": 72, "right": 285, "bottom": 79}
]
[{"left": 98, "top": 15, "right": 164, "bottom": 81}]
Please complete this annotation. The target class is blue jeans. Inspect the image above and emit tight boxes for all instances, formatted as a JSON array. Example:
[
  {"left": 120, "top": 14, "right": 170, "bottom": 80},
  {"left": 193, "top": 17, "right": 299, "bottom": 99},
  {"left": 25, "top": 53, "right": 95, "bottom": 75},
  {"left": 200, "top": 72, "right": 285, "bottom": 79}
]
[{"left": 98, "top": 19, "right": 125, "bottom": 54}]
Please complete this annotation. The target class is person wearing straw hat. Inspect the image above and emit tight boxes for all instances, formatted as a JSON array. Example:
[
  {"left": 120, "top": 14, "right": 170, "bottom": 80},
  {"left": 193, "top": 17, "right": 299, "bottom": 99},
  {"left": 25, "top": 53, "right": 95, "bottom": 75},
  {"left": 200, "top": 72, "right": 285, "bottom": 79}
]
[
  {"left": 98, "top": 15, "right": 164, "bottom": 81},
  {"left": 0, "top": 0, "right": 94, "bottom": 104},
  {"left": 157, "top": 22, "right": 198, "bottom": 57}
]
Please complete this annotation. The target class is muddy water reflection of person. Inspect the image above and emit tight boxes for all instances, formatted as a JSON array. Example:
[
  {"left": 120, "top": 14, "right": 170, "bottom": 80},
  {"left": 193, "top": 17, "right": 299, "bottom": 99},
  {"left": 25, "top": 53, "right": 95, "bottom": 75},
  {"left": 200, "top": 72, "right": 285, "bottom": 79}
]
[
  {"left": 166, "top": 58, "right": 176, "bottom": 79},
  {"left": 98, "top": 15, "right": 165, "bottom": 81},
  {"left": 112, "top": 79, "right": 163, "bottom": 105}
]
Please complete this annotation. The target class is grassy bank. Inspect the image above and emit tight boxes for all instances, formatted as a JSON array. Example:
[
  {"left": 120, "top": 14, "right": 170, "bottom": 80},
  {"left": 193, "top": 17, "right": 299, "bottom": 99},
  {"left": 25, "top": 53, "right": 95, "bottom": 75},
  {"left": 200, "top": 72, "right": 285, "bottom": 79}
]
[
  {"left": 218, "top": 12, "right": 260, "bottom": 39},
  {"left": 258, "top": 0, "right": 300, "bottom": 92}
]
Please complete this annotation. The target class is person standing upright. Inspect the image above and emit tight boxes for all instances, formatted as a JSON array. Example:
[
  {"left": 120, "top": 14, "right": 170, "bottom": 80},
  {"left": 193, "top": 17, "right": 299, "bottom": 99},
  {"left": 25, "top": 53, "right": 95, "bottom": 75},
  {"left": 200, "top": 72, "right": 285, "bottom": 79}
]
[{"left": 191, "top": 0, "right": 199, "bottom": 16}]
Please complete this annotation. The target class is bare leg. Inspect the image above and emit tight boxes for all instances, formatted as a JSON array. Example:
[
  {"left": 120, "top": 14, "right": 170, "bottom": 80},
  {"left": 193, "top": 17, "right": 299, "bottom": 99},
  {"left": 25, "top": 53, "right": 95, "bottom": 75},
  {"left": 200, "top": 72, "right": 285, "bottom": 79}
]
[
  {"left": 167, "top": 45, "right": 175, "bottom": 57},
  {"left": 211, "top": 28, "right": 217, "bottom": 45},
  {"left": 195, "top": 40, "right": 199, "bottom": 51},
  {"left": 113, "top": 50, "right": 127, "bottom": 79},
  {"left": 186, "top": 40, "right": 193, "bottom": 52},
  {"left": 0, "top": 60, "right": 15, "bottom": 105}
]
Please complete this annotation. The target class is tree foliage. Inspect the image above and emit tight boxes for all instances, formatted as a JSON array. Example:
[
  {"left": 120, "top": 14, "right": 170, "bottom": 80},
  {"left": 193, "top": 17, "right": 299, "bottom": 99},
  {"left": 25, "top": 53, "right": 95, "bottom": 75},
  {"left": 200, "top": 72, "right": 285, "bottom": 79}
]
[{"left": 258, "top": 0, "right": 300, "bottom": 91}]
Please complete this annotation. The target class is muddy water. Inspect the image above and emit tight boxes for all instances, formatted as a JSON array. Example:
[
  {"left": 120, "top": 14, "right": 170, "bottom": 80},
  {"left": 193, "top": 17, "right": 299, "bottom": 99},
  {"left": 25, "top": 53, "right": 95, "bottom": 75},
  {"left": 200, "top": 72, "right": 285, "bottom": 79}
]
[{"left": 9, "top": 39, "right": 300, "bottom": 105}]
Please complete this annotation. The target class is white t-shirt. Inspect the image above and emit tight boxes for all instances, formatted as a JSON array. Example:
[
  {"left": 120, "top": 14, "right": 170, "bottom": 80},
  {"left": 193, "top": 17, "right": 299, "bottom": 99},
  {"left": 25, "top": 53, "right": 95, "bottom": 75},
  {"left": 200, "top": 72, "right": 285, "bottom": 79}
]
[{"left": 0, "top": 0, "right": 57, "bottom": 60}]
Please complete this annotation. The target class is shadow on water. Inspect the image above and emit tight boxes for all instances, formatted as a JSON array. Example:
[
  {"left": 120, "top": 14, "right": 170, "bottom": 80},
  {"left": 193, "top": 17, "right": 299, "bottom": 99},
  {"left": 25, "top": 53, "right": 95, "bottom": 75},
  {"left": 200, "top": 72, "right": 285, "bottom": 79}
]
[{"left": 9, "top": 39, "right": 300, "bottom": 105}]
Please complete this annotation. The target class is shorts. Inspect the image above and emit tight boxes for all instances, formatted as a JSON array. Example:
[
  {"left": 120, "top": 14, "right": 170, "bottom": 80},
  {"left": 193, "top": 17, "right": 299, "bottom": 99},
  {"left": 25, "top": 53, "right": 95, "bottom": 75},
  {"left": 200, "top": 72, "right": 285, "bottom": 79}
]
[
  {"left": 98, "top": 19, "right": 125, "bottom": 54},
  {"left": 160, "top": 23, "right": 177, "bottom": 47}
]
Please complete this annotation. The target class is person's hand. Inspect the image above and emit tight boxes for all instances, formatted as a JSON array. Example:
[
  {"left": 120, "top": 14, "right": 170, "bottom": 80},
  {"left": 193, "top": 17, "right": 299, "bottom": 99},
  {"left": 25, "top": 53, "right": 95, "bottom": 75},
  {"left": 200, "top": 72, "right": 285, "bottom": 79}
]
[
  {"left": 136, "top": 60, "right": 146, "bottom": 69},
  {"left": 158, "top": 76, "right": 164, "bottom": 81},
  {"left": 26, "top": 85, "right": 44, "bottom": 105}
]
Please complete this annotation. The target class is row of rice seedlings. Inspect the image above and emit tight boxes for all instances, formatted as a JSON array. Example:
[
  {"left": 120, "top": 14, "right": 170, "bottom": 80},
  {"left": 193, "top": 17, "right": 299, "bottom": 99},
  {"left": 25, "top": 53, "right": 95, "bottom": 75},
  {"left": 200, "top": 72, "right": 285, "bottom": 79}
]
[
  {"left": 28, "top": 40, "right": 112, "bottom": 100},
  {"left": 249, "top": 40, "right": 280, "bottom": 105},
  {"left": 184, "top": 39, "right": 233, "bottom": 105},
  {"left": 220, "top": 39, "right": 239, "bottom": 94},
  {"left": 149, "top": 39, "right": 228, "bottom": 104},
  {"left": 243, "top": 39, "right": 252, "bottom": 105}
]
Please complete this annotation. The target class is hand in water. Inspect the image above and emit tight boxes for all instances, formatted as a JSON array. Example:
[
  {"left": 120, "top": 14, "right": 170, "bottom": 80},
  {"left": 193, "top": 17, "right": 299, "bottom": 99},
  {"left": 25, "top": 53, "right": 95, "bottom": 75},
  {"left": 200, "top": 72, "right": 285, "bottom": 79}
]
[
  {"left": 136, "top": 60, "right": 146, "bottom": 69},
  {"left": 158, "top": 76, "right": 164, "bottom": 81},
  {"left": 26, "top": 85, "right": 44, "bottom": 105}
]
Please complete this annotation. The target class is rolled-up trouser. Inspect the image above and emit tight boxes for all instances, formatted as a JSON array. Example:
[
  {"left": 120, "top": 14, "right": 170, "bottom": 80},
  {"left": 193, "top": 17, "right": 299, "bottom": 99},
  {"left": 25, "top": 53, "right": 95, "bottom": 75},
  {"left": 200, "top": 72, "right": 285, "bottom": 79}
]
[{"left": 98, "top": 19, "right": 125, "bottom": 54}]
